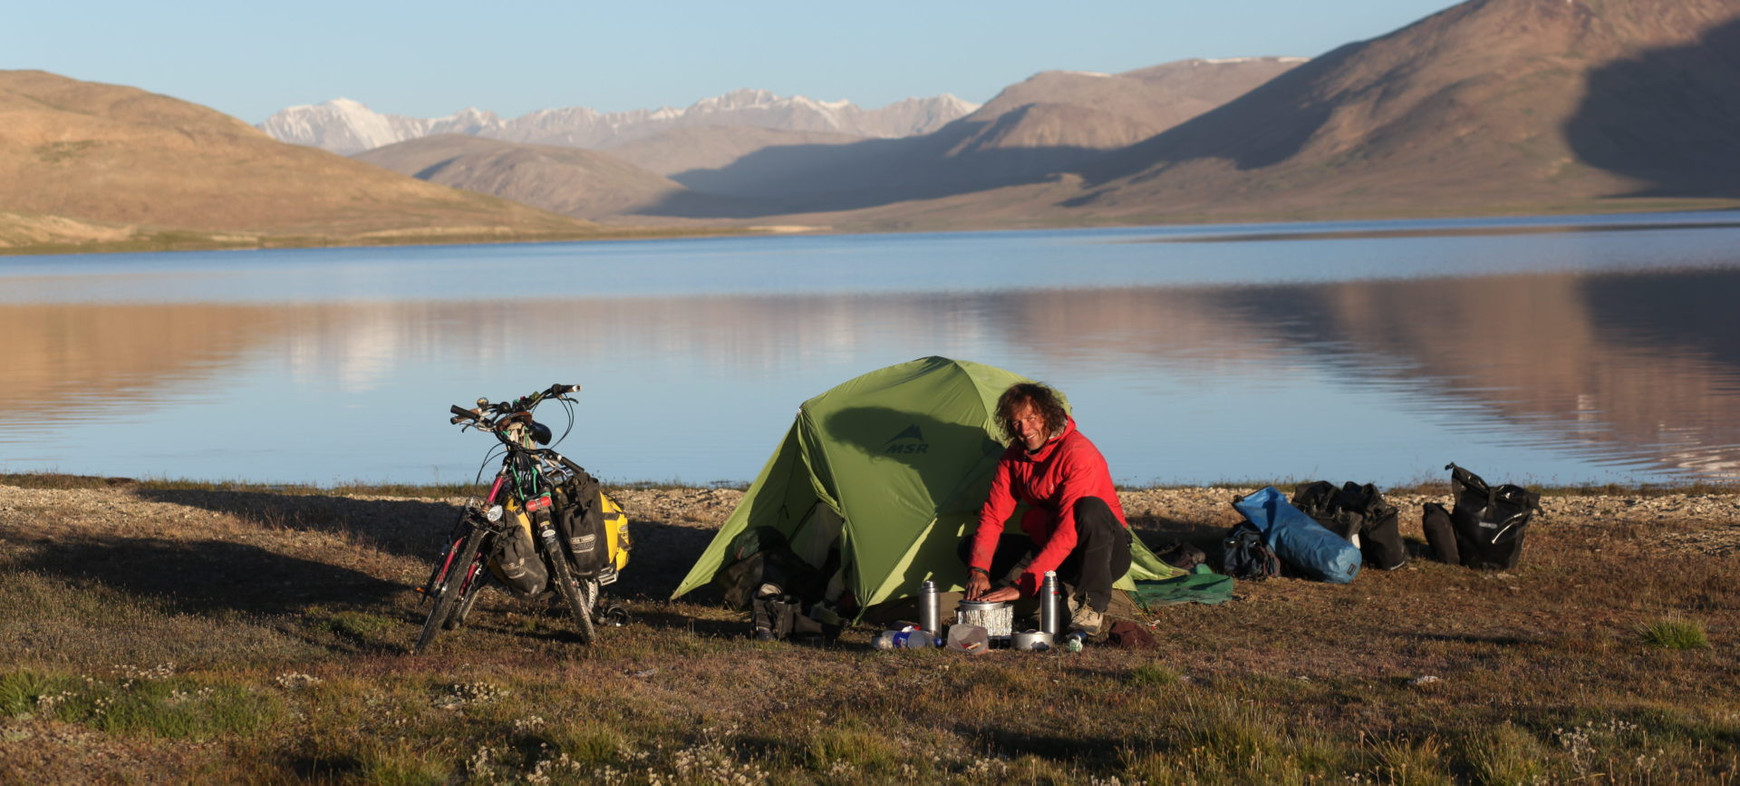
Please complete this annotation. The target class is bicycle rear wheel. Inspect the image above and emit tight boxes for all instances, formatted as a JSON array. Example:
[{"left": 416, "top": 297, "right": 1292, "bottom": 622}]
[
  {"left": 414, "top": 528, "right": 485, "bottom": 654},
  {"left": 546, "top": 549, "right": 596, "bottom": 645}
]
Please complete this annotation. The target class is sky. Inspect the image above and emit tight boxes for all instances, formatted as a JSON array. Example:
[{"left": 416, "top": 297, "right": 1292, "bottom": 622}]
[{"left": 7, "top": 1, "right": 1461, "bottom": 124}]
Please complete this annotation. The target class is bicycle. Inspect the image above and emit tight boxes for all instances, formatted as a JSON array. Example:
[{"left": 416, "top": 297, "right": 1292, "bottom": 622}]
[{"left": 413, "top": 383, "right": 630, "bottom": 654}]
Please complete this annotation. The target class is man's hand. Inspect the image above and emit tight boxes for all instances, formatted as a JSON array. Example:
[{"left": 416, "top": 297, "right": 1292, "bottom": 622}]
[
  {"left": 978, "top": 586, "right": 1020, "bottom": 603},
  {"left": 964, "top": 569, "right": 991, "bottom": 600}
]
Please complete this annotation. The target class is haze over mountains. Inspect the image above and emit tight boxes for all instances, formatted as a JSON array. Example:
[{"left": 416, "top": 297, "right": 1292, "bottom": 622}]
[
  {"left": 7, "top": 0, "right": 1740, "bottom": 253},
  {"left": 261, "top": 90, "right": 978, "bottom": 155}
]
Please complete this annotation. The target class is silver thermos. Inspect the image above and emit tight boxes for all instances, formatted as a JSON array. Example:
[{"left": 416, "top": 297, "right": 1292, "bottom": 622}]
[
  {"left": 1039, "top": 570, "right": 1061, "bottom": 635},
  {"left": 919, "top": 580, "right": 941, "bottom": 640}
]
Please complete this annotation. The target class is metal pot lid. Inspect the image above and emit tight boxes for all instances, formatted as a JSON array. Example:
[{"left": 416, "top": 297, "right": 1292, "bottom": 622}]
[{"left": 957, "top": 599, "right": 1013, "bottom": 610}]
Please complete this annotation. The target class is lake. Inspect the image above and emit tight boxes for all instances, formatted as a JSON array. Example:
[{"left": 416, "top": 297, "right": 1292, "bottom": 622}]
[{"left": 4, "top": 212, "right": 1739, "bottom": 488}]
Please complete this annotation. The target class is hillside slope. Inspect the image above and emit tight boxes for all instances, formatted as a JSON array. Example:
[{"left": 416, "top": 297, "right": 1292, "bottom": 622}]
[
  {"left": 1069, "top": 0, "right": 1740, "bottom": 218},
  {"left": 0, "top": 70, "right": 594, "bottom": 248},
  {"left": 354, "top": 135, "right": 689, "bottom": 220}
]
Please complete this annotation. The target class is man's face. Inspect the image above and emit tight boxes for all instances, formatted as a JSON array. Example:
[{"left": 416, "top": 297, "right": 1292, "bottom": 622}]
[{"left": 1010, "top": 402, "right": 1051, "bottom": 451}]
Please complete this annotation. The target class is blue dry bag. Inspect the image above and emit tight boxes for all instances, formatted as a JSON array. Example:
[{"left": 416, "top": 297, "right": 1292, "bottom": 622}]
[{"left": 1232, "top": 486, "right": 1362, "bottom": 584}]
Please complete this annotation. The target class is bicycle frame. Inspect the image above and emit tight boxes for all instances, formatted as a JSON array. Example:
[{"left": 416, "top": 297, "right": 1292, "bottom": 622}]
[{"left": 412, "top": 384, "right": 610, "bottom": 653}]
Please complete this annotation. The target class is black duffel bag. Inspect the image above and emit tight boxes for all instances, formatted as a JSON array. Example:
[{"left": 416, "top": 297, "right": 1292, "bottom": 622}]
[
  {"left": 1440, "top": 463, "right": 1541, "bottom": 570},
  {"left": 1291, "top": 480, "right": 1407, "bottom": 570}
]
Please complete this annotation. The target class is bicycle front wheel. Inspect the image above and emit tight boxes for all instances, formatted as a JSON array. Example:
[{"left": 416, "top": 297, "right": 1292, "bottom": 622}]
[
  {"left": 414, "top": 528, "right": 485, "bottom": 654},
  {"left": 546, "top": 550, "right": 596, "bottom": 645}
]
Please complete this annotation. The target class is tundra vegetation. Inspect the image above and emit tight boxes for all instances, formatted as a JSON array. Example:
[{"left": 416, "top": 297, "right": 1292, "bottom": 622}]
[{"left": 1, "top": 474, "right": 1736, "bottom": 783}]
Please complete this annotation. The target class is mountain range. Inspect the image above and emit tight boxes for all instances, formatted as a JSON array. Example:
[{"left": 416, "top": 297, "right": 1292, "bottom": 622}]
[
  {"left": 260, "top": 90, "right": 978, "bottom": 155},
  {"left": 8, "top": 0, "right": 1740, "bottom": 253}
]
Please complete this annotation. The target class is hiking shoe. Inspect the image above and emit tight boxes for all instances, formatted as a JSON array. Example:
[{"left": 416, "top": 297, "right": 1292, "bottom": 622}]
[{"left": 1069, "top": 605, "right": 1104, "bottom": 636}]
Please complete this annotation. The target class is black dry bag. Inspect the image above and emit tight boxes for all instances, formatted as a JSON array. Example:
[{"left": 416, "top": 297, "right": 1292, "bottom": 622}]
[
  {"left": 1291, "top": 480, "right": 1407, "bottom": 570},
  {"left": 1444, "top": 463, "right": 1540, "bottom": 570}
]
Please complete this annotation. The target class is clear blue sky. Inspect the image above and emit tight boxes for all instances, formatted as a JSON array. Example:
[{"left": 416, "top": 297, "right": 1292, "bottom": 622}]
[{"left": 7, "top": 1, "right": 1460, "bottom": 124}]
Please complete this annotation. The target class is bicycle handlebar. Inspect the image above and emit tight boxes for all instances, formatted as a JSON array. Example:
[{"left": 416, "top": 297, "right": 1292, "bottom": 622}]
[{"left": 446, "top": 383, "right": 580, "bottom": 428}]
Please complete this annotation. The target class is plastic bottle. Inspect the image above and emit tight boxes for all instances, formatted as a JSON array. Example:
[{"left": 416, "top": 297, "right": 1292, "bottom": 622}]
[
  {"left": 919, "top": 580, "right": 941, "bottom": 638},
  {"left": 1039, "top": 570, "right": 1061, "bottom": 635},
  {"left": 876, "top": 626, "right": 932, "bottom": 650}
]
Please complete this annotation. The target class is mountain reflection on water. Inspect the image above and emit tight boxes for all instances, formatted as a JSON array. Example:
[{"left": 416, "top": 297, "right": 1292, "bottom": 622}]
[{"left": 3, "top": 261, "right": 1737, "bottom": 485}]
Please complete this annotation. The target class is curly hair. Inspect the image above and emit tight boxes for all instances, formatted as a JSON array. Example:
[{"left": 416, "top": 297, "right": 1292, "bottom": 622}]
[{"left": 994, "top": 382, "right": 1069, "bottom": 444}]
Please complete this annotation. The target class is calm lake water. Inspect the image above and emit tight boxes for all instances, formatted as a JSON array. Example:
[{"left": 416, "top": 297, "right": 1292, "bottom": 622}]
[{"left": 5, "top": 212, "right": 1740, "bottom": 487}]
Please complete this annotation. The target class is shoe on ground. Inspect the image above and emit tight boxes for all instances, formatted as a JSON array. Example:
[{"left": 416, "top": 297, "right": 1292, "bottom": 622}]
[{"left": 1069, "top": 605, "right": 1104, "bottom": 636}]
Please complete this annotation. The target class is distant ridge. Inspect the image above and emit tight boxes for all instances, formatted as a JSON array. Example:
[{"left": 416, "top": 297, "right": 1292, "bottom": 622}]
[{"left": 260, "top": 90, "right": 980, "bottom": 155}]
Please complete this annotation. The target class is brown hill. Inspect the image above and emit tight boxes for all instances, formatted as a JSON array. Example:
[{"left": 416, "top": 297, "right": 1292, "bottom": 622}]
[
  {"left": 637, "top": 58, "right": 1305, "bottom": 213},
  {"left": 354, "top": 134, "right": 694, "bottom": 220},
  {"left": 600, "top": 125, "right": 864, "bottom": 176},
  {"left": 0, "top": 70, "right": 595, "bottom": 249},
  {"left": 954, "top": 58, "right": 1304, "bottom": 153},
  {"left": 1068, "top": 0, "right": 1740, "bottom": 218}
]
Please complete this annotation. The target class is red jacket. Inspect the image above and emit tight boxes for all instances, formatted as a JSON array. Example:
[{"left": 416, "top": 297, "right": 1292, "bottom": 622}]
[{"left": 969, "top": 417, "right": 1128, "bottom": 596}]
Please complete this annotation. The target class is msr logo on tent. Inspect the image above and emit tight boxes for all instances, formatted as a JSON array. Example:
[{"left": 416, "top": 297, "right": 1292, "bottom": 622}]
[{"left": 883, "top": 424, "right": 929, "bottom": 454}]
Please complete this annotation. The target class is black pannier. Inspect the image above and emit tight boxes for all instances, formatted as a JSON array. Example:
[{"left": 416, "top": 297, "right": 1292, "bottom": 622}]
[
  {"left": 1291, "top": 480, "right": 1407, "bottom": 570},
  {"left": 488, "top": 516, "right": 550, "bottom": 596},
  {"left": 1439, "top": 463, "right": 1541, "bottom": 570},
  {"left": 553, "top": 468, "right": 611, "bottom": 578}
]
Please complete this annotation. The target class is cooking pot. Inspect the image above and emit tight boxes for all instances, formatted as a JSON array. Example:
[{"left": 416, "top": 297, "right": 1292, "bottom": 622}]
[
  {"left": 956, "top": 599, "right": 1013, "bottom": 639},
  {"left": 1011, "top": 630, "right": 1054, "bottom": 651}
]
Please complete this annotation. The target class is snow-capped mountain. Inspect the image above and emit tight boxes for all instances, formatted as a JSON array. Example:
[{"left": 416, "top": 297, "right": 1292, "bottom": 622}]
[{"left": 259, "top": 90, "right": 979, "bottom": 155}]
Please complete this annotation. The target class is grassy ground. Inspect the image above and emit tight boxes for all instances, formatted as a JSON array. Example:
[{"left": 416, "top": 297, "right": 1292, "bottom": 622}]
[{"left": 1, "top": 475, "right": 1736, "bottom": 783}]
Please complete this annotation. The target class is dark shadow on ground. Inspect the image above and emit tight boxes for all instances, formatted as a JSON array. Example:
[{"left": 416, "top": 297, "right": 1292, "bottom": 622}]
[
  {"left": 134, "top": 488, "right": 461, "bottom": 561},
  {"left": 20, "top": 536, "right": 402, "bottom": 618},
  {"left": 971, "top": 728, "right": 1133, "bottom": 769},
  {"left": 628, "top": 608, "right": 751, "bottom": 639},
  {"left": 605, "top": 518, "right": 721, "bottom": 601}
]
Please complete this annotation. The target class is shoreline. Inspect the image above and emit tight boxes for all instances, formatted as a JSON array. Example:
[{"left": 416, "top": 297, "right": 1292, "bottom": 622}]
[{"left": 5, "top": 471, "right": 1737, "bottom": 498}]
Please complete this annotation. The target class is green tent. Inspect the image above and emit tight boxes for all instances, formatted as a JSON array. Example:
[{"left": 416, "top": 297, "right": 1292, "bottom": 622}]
[{"left": 671, "top": 356, "right": 1179, "bottom": 615}]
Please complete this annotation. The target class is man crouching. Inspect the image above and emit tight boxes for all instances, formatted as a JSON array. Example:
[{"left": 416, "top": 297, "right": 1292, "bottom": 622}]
[{"left": 962, "top": 382, "right": 1133, "bottom": 636}]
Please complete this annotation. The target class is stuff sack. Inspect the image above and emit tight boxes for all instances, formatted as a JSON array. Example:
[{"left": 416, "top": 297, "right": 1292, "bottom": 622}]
[
  {"left": 1445, "top": 463, "right": 1540, "bottom": 570},
  {"left": 488, "top": 510, "right": 550, "bottom": 597},
  {"left": 713, "top": 526, "right": 827, "bottom": 609},
  {"left": 1420, "top": 502, "right": 1460, "bottom": 565},
  {"left": 1291, "top": 481, "right": 1407, "bottom": 569},
  {"left": 1233, "top": 486, "right": 1362, "bottom": 583},
  {"left": 1220, "top": 521, "right": 1281, "bottom": 581}
]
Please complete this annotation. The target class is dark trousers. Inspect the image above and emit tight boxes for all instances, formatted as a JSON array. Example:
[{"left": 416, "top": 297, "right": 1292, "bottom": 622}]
[{"left": 960, "top": 496, "right": 1133, "bottom": 612}]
